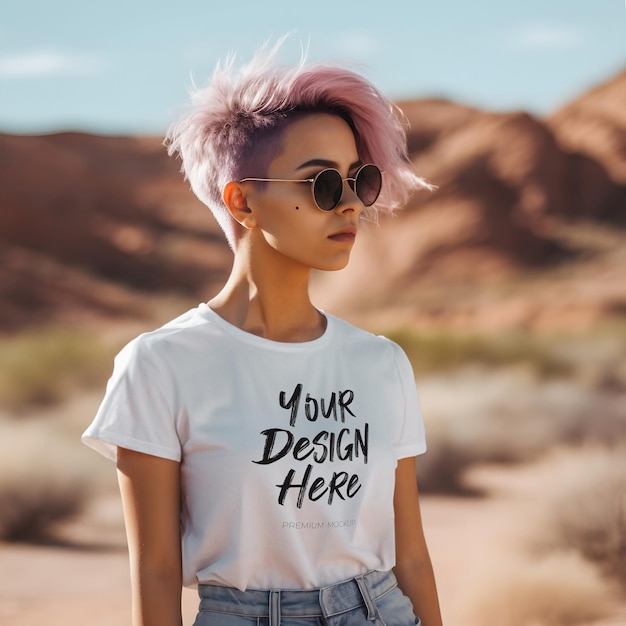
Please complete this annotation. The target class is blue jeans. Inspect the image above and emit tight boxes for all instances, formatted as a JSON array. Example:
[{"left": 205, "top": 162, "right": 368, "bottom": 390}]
[{"left": 193, "top": 570, "right": 420, "bottom": 626}]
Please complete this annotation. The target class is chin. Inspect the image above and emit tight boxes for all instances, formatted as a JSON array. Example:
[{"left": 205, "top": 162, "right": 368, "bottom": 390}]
[{"left": 314, "top": 256, "right": 351, "bottom": 272}]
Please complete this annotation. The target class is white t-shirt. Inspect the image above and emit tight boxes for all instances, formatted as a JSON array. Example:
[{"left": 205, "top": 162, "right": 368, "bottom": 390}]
[{"left": 82, "top": 304, "right": 426, "bottom": 591}]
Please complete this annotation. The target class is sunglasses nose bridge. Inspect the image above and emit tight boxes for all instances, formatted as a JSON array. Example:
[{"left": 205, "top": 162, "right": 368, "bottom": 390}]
[{"left": 335, "top": 176, "right": 364, "bottom": 213}]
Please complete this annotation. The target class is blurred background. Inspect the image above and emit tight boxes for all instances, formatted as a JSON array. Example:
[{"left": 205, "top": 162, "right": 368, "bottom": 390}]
[{"left": 1, "top": 1, "right": 625, "bottom": 625}]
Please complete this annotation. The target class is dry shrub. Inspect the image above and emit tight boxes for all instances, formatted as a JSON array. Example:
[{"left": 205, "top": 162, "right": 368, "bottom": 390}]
[
  {"left": 535, "top": 446, "right": 626, "bottom": 586},
  {"left": 0, "top": 327, "right": 116, "bottom": 411},
  {"left": 415, "top": 369, "right": 539, "bottom": 494},
  {"left": 417, "top": 371, "right": 568, "bottom": 493},
  {"left": 554, "top": 390, "right": 626, "bottom": 446},
  {"left": 551, "top": 322, "right": 626, "bottom": 391},
  {"left": 416, "top": 429, "right": 479, "bottom": 495},
  {"left": 0, "top": 475, "right": 85, "bottom": 542},
  {"left": 0, "top": 420, "right": 89, "bottom": 542},
  {"left": 383, "top": 328, "right": 571, "bottom": 378},
  {"left": 464, "top": 552, "right": 615, "bottom": 626},
  {"left": 416, "top": 412, "right": 564, "bottom": 495},
  {"left": 415, "top": 366, "right": 626, "bottom": 494}
]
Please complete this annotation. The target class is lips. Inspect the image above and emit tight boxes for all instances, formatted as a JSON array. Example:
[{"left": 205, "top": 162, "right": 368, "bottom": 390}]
[{"left": 328, "top": 226, "right": 357, "bottom": 243}]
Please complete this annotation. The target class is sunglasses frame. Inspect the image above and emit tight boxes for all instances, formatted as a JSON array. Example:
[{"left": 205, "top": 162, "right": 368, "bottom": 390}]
[{"left": 239, "top": 163, "right": 382, "bottom": 212}]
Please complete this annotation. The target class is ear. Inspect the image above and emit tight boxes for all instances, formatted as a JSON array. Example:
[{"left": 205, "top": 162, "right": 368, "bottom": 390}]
[{"left": 223, "top": 181, "right": 257, "bottom": 230}]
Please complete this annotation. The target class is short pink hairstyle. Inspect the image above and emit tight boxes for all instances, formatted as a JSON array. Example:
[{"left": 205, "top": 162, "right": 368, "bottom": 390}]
[{"left": 165, "top": 42, "right": 432, "bottom": 249}]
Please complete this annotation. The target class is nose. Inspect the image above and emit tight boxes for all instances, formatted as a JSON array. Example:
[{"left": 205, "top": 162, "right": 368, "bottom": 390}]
[{"left": 335, "top": 178, "right": 364, "bottom": 215}]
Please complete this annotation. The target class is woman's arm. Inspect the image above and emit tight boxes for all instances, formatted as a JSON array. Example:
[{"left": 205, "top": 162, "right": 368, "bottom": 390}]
[
  {"left": 117, "top": 447, "right": 183, "bottom": 626},
  {"left": 393, "top": 456, "right": 443, "bottom": 626}
]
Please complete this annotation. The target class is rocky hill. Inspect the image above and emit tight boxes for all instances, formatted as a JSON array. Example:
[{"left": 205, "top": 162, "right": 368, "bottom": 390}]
[
  {"left": 311, "top": 72, "right": 626, "bottom": 330},
  {"left": 0, "top": 134, "right": 231, "bottom": 329},
  {"left": 1, "top": 69, "right": 625, "bottom": 333}
]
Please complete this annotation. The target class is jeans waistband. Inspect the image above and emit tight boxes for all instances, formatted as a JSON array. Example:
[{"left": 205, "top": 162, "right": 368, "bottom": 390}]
[{"left": 198, "top": 570, "right": 398, "bottom": 623}]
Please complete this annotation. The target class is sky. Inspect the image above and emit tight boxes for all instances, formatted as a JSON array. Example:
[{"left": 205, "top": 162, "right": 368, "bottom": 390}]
[{"left": 1, "top": 0, "right": 625, "bottom": 135}]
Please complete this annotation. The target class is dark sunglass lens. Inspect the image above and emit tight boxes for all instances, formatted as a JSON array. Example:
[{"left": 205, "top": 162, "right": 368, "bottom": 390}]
[
  {"left": 355, "top": 165, "right": 382, "bottom": 207},
  {"left": 313, "top": 169, "right": 343, "bottom": 211}
]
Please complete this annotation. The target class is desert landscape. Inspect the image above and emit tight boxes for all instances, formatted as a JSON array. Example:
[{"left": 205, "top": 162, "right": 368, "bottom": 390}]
[{"left": 0, "top": 67, "right": 625, "bottom": 625}]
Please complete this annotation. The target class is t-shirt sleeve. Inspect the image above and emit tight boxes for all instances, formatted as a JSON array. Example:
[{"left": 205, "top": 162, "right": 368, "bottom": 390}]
[
  {"left": 81, "top": 337, "right": 181, "bottom": 463},
  {"left": 389, "top": 341, "right": 427, "bottom": 459}
]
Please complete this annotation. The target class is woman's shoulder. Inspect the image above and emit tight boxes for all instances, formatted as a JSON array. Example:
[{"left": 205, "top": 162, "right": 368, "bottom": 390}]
[
  {"left": 116, "top": 304, "right": 217, "bottom": 361},
  {"left": 326, "top": 314, "right": 403, "bottom": 355}
]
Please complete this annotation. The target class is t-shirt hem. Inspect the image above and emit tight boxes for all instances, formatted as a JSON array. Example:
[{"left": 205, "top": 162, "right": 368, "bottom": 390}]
[{"left": 81, "top": 430, "right": 181, "bottom": 463}]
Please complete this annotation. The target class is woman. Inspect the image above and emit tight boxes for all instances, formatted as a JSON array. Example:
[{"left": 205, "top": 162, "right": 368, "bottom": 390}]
[{"left": 83, "top": 42, "right": 443, "bottom": 626}]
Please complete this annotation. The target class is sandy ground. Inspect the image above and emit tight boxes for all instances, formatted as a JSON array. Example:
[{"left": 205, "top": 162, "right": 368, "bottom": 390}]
[
  {"left": 1, "top": 374, "right": 624, "bottom": 625},
  {"left": 1, "top": 463, "right": 625, "bottom": 626},
  {"left": 0, "top": 492, "right": 489, "bottom": 625}
]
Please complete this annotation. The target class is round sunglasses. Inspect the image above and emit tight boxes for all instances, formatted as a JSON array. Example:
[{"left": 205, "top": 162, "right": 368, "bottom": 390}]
[{"left": 239, "top": 163, "right": 382, "bottom": 212}]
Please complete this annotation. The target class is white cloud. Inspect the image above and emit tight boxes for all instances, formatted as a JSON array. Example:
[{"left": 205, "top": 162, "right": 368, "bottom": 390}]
[
  {"left": 0, "top": 50, "right": 107, "bottom": 79},
  {"left": 322, "top": 29, "right": 381, "bottom": 63},
  {"left": 510, "top": 23, "right": 586, "bottom": 50},
  {"left": 336, "top": 31, "right": 380, "bottom": 57}
]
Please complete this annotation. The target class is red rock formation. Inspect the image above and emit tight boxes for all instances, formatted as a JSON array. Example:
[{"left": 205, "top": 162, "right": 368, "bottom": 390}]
[
  {"left": 0, "top": 132, "right": 232, "bottom": 295},
  {"left": 547, "top": 67, "right": 626, "bottom": 219},
  {"left": 0, "top": 242, "right": 146, "bottom": 330},
  {"left": 1, "top": 68, "right": 625, "bottom": 331},
  {"left": 404, "top": 108, "right": 569, "bottom": 264}
]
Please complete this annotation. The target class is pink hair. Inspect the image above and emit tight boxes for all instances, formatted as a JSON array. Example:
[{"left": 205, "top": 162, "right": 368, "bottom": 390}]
[{"left": 165, "top": 42, "right": 432, "bottom": 249}]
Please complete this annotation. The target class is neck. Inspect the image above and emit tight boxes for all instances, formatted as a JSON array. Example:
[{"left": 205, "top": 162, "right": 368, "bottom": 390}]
[{"left": 208, "top": 235, "right": 325, "bottom": 343}]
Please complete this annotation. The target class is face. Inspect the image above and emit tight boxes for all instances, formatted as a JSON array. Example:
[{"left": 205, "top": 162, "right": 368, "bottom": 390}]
[{"left": 242, "top": 113, "right": 365, "bottom": 272}]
